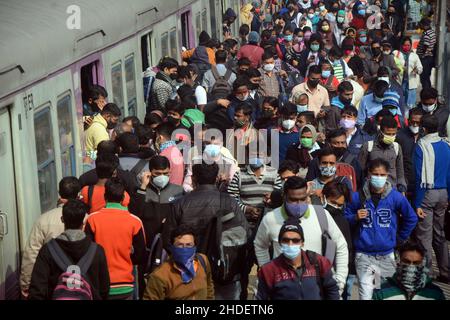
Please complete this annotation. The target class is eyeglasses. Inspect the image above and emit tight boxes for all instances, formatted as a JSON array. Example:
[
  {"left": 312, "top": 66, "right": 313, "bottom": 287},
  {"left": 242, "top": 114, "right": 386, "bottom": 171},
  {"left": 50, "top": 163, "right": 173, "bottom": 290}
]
[{"left": 281, "top": 238, "right": 302, "bottom": 244}]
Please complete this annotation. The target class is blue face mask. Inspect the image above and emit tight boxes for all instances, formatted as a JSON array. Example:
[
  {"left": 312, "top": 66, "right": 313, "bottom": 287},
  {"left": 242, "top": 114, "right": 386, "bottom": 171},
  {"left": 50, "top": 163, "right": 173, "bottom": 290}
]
[
  {"left": 310, "top": 44, "right": 320, "bottom": 52},
  {"left": 389, "top": 108, "right": 397, "bottom": 116},
  {"left": 297, "top": 104, "right": 308, "bottom": 113},
  {"left": 360, "top": 36, "right": 367, "bottom": 43},
  {"left": 281, "top": 244, "right": 302, "bottom": 260},
  {"left": 322, "top": 70, "right": 331, "bottom": 78},
  {"left": 249, "top": 157, "right": 264, "bottom": 170},
  {"left": 370, "top": 175, "right": 387, "bottom": 189},
  {"left": 171, "top": 245, "right": 197, "bottom": 283},
  {"left": 204, "top": 144, "right": 221, "bottom": 158},
  {"left": 285, "top": 202, "right": 309, "bottom": 219},
  {"left": 358, "top": 9, "right": 366, "bottom": 16},
  {"left": 284, "top": 34, "right": 293, "bottom": 42}
]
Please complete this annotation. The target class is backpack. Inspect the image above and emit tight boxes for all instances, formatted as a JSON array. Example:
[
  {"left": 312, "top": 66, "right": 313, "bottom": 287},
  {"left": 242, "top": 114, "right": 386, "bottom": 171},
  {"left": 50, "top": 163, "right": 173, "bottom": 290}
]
[
  {"left": 367, "top": 140, "right": 399, "bottom": 156},
  {"left": 210, "top": 66, "right": 233, "bottom": 99},
  {"left": 277, "top": 76, "right": 289, "bottom": 107},
  {"left": 119, "top": 159, "right": 148, "bottom": 183},
  {"left": 305, "top": 250, "right": 325, "bottom": 299},
  {"left": 144, "top": 232, "right": 168, "bottom": 275},
  {"left": 312, "top": 205, "right": 337, "bottom": 267},
  {"left": 336, "top": 162, "right": 358, "bottom": 192},
  {"left": 203, "top": 193, "right": 248, "bottom": 284},
  {"left": 47, "top": 239, "right": 97, "bottom": 300}
]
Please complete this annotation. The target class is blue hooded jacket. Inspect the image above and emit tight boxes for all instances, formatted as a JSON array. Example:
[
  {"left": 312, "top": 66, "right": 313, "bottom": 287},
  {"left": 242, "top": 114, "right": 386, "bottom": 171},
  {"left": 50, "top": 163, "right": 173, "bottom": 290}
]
[{"left": 344, "top": 181, "right": 418, "bottom": 256}]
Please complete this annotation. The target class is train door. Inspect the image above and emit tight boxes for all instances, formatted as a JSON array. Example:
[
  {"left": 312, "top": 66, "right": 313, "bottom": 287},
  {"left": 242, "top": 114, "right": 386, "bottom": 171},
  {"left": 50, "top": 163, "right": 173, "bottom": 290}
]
[
  {"left": 104, "top": 39, "right": 144, "bottom": 120},
  {"left": 0, "top": 106, "right": 20, "bottom": 300}
]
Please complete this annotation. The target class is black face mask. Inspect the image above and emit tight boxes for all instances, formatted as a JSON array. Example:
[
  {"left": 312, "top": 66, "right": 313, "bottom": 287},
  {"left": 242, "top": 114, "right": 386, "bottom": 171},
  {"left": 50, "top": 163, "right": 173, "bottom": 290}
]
[
  {"left": 169, "top": 73, "right": 178, "bottom": 80},
  {"left": 340, "top": 96, "right": 352, "bottom": 105},
  {"left": 262, "top": 110, "right": 274, "bottom": 119},
  {"left": 249, "top": 82, "right": 259, "bottom": 91},
  {"left": 325, "top": 204, "right": 343, "bottom": 217},
  {"left": 308, "top": 79, "right": 320, "bottom": 88},
  {"left": 332, "top": 146, "right": 347, "bottom": 158},
  {"left": 372, "top": 48, "right": 381, "bottom": 57},
  {"left": 167, "top": 116, "right": 180, "bottom": 126}
]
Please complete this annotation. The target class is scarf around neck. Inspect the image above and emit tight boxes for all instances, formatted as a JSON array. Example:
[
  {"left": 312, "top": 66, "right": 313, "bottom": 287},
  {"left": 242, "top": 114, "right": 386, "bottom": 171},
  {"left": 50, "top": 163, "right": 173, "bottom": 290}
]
[{"left": 417, "top": 133, "right": 443, "bottom": 188}]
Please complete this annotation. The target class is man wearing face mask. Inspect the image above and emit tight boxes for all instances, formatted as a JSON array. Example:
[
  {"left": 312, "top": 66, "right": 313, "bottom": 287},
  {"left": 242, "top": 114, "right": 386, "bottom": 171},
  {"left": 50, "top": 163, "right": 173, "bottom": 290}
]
[
  {"left": 345, "top": 158, "right": 418, "bottom": 300},
  {"left": 373, "top": 240, "right": 445, "bottom": 300},
  {"left": 418, "top": 88, "right": 449, "bottom": 137},
  {"left": 278, "top": 103, "right": 300, "bottom": 163},
  {"left": 395, "top": 108, "right": 424, "bottom": 200},
  {"left": 85, "top": 103, "right": 121, "bottom": 159},
  {"left": 413, "top": 115, "right": 450, "bottom": 284},
  {"left": 256, "top": 218, "right": 340, "bottom": 300},
  {"left": 258, "top": 51, "right": 280, "bottom": 98},
  {"left": 143, "top": 225, "right": 214, "bottom": 300},
  {"left": 363, "top": 41, "right": 399, "bottom": 85},
  {"left": 227, "top": 77, "right": 260, "bottom": 125},
  {"left": 375, "top": 66, "right": 405, "bottom": 116},
  {"left": 254, "top": 176, "right": 348, "bottom": 294},
  {"left": 149, "top": 57, "right": 179, "bottom": 112},
  {"left": 358, "top": 115, "right": 407, "bottom": 193},
  {"left": 357, "top": 80, "right": 389, "bottom": 126}
]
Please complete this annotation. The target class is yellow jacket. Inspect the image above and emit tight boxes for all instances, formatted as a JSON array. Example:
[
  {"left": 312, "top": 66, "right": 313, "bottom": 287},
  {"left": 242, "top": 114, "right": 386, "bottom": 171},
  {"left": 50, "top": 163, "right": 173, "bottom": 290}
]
[{"left": 85, "top": 114, "right": 109, "bottom": 153}]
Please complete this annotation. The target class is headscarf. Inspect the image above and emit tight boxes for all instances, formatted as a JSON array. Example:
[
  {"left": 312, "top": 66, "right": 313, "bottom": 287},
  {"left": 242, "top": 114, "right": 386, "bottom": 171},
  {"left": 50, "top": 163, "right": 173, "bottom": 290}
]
[{"left": 297, "top": 124, "right": 319, "bottom": 168}]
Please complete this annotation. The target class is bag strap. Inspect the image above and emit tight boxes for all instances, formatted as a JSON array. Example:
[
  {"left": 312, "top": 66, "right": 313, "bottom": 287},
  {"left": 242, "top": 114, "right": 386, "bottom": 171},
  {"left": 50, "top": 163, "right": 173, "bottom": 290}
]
[
  {"left": 47, "top": 239, "right": 71, "bottom": 273},
  {"left": 77, "top": 242, "right": 98, "bottom": 275},
  {"left": 393, "top": 142, "right": 399, "bottom": 157},
  {"left": 326, "top": 76, "right": 334, "bottom": 87},
  {"left": 368, "top": 140, "right": 373, "bottom": 153},
  {"left": 196, "top": 254, "right": 207, "bottom": 273},
  {"left": 305, "top": 250, "right": 323, "bottom": 299},
  {"left": 87, "top": 185, "right": 94, "bottom": 210},
  {"left": 211, "top": 65, "right": 221, "bottom": 81},
  {"left": 223, "top": 68, "right": 233, "bottom": 82},
  {"left": 130, "top": 159, "right": 148, "bottom": 177},
  {"left": 313, "top": 205, "right": 329, "bottom": 235}
]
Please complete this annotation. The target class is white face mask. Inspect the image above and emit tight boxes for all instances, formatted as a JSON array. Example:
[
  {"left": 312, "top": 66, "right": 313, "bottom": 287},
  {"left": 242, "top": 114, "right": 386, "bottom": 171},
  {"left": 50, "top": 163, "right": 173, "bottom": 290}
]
[
  {"left": 409, "top": 125, "right": 420, "bottom": 134},
  {"left": 422, "top": 103, "right": 437, "bottom": 113},
  {"left": 237, "top": 94, "right": 249, "bottom": 101},
  {"left": 282, "top": 119, "right": 296, "bottom": 130},
  {"left": 263, "top": 63, "right": 275, "bottom": 72},
  {"left": 378, "top": 76, "right": 390, "bottom": 84}
]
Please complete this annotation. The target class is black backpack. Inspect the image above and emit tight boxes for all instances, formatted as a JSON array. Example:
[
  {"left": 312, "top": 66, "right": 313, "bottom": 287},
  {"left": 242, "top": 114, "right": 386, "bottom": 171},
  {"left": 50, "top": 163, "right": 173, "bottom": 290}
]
[
  {"left": 210, "top": 66, "right": 233, "bottom": 100},
  {"left": 202, "top": 193, "right": 248, "bottom": 284}
]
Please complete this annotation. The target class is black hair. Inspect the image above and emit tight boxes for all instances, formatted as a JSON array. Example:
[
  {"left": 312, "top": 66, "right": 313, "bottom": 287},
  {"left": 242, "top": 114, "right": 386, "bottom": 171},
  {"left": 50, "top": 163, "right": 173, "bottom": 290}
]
[
  {"left": 308, "top": 33, "right": 322, "bottom": 49},
  {"left": 155, "top": 122, "right": 176, "bottom": 139},
  {"left": 135, "top": 124, "right": 153, "bottom": 145},
  {"left": 278, "top": 160, "right": 300, "bottom": 175},
  {"left": 87, "top": 85, "right": 108, "bottom": 100},
  {"left": 95, "top": 153, "right": 119, "bottom": 179},
  {"left": 283, "top": 176, "right": 307, "bottom": 194},
  {"left": 233, "top": 76, "right": 250, "bottom": 91},
  {"left": 400, "top": 36, "right": 412, "bottom": 45},
  {"left": 338, "top": 81, "right": 354, "bottom": 93},
  {"left": 62, "top": 199, "right": 89, "bottom": 229},
  {"left": 326, "top": 128, "right": 347, "bottom": 142},
  {"left": 215, "top": 50, "right": 228, "bottom": 64},
  {"left": 280, "top": 103, "right": 297, "bottom": 116},
  {"left": 116, "top": 132, "right": 140, "bottom": 153},
  {"left": 341, "top": 105, "right": 358, "bottom": 117},
  {"left": 308, "top": 65, "right": 322, "bottom": 76},
  {"left": 398, "top": 240, "right": 426, "bottom": 259},
  {"left": 158, "top": 57, "right": 179, "bottom": 70},
  {"left": 149, "top": 155, "right": 170, "bottom": 171},
  {"left": 245, "top": 68, "right": 262, "bottom": 79},
  {"left": 368, "top": 158, "right": 390, "bottom": 172},
  {"left": 380, "top": 115, "right": 397, "bottom": 130},
  {"left": 144, "top": 112, "right": 163, "bottom": 127},
  {"left": 97, "top": 140, "right": 119, "bottom": 156},
  {"left": 262, "top": 50, "right": 274, "bottom": 61},
  {"left": 101, "top": 103, "right": 122, "bottom": 117},
  {"left": 297, "top": 111, "right": 317, "bottom": 127},
  {"left": 237, "top": 57, "right": 252, "bottom": 67},
  {"left": 421, "top": 114, "right": 439, "bottom": 134},
  {"left": 373, "top": 80, "right": 389, "bottom": 98},
  {"left": 420, "top": 87, "right": 438, "bottom": 101},
  {"left": 59, "top": 177, "right": 81, "bottom": 199},
  {"left": 377, "top": 66, "right": 390, "bottom": 77},
  {"left": 104, "top": 177, "right": 125, "bottom": 203},
  {"left": 223, "top": 38, "right": 238, "bottom": 51},
  {"left": 235, "top": 103, "right": 253, "bottom": 116},
  {"left": 123, "top": 116, "right": 140, "bottom": 128},
  {"left": 239, "top": 24, "right": 250, "bottom": 36},
  {"left": 170, "top": 224, "right": 197, "bottom": 245},
  {"left": 166, "top": 101, "right": 186, "bottom": 115},
  {"left": 409, "top": 107, "right": 424, "bottom": 119},
  {"left": 192, "top": 162, "right": 219, "bottom": 185},
  {"left": 322, "top": 180, "right": 351, "bottom": 203},
  {"left": 177, "top": 65, "right": 192, "bottom": 79},
  {"left": 317, "top": 146, "right": 337, "bottom": 161},
  {"left": 262, "top": 96, "right": 279, "bottom": 109},
  {"left": 329, "top": 47, "right": 343, "bottom": 59}
]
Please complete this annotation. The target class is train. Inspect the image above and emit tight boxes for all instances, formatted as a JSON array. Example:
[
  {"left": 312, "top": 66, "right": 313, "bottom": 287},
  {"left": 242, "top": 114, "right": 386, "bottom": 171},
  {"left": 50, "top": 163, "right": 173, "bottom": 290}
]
[{"left": 0, "top": 0, "right": 248, "bottom": 300}]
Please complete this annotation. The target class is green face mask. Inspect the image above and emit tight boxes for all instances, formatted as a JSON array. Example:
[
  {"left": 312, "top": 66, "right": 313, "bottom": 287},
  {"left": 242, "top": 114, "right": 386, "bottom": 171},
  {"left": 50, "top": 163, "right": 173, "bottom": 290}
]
[{"left": 301, "top": 137, "right": 314, "bottom": 148}]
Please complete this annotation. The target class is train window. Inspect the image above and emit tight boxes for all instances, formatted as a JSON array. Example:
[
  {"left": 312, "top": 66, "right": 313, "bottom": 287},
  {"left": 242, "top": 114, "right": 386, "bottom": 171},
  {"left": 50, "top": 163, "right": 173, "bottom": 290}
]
[
  {"left": 125, "top": 54, "right": 137, "bottom": 116},
  {"left": 57, "top": 94, "right": 75, "bottom": 177},
  {"left": 202, "top": 9, "right": 208, "bottom": 33},
  {"left": 34, "top": 107, "right": 58, "bottom": 213},
  {"left": 80, "top": 61, "right": 100, "bottom": 108},
  {"left": 181, "top": 12, "right": 191, "bottom": 49},
  {"left": 161, "top": 32, "right": 169, "bottom": 58},
  {"left": 141, "top": 32, "right": 154, "bottom": 71},
  {"left": 195, "top": 13, "right": 201, "bottom": 45},
  {"left": 169, "top": 28, "right": 177, "bottom": 60},
  {"left": 111, "top": 61, "right": 125, "bottom": 117}
]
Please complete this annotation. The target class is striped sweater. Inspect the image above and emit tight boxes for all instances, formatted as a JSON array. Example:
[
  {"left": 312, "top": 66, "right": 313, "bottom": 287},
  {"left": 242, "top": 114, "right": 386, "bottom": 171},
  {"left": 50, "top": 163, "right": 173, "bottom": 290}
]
[
  {"left": 227, "top": 165, "right": 282, "bottom": 225},
  {"left": 417, "top": 29, "right": 436, "bottom": 58},
  {"left": 373, "top": 276, "right": 445, "bottom": 300}
]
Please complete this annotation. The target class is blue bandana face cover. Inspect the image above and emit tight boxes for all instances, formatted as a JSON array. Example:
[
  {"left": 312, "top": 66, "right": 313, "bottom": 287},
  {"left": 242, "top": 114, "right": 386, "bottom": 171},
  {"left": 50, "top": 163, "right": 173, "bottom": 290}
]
[{"left": 171, "top": 245, "right": 197, "bottom": 283}]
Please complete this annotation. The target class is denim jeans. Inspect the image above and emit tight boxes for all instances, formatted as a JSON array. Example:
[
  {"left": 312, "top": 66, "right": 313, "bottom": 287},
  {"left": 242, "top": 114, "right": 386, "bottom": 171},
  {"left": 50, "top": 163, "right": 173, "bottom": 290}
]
[
  {"left": 402, "top": 80, "right": 417, "bottom": 119},
  {"left": 420, "top": 56, "right": 434, "bottom": 89},
  {"left": 342, "top": 274, "right": 356, "bottom": 300},
  {"left": 355, "top": 252, "right": 396, "bottom": 300}
]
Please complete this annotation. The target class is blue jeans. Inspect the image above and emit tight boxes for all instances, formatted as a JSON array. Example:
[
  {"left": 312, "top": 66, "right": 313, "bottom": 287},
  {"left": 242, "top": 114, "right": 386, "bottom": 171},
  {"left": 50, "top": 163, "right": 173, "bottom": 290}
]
[
  {"left": 402, "top": 80, "right": 417, "bottom": 118},
  {"left": 342, "top": 274, "right": 356, "bottom": 300}
]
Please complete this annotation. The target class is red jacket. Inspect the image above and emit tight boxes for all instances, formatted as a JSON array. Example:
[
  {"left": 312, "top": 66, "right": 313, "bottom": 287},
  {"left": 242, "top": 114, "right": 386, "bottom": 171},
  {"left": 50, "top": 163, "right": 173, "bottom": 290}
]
[{"left": 237, "top": 44, "right": 264, "bottom": 68}]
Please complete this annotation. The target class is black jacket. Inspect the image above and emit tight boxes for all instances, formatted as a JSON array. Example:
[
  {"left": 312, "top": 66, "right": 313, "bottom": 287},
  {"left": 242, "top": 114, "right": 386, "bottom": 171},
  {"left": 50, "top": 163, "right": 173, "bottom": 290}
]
[
  {"left": 28, "top": 236, "right": 110, "bottom": 300},
  {"left": 79, "top": 168, "right": 137, "bottom": 196},
  {"left": 395, "top": 127, "right": 420, "bottom": 193},
  {"left": 129, "top": 183, "right": 184, "bottom": 246},
  {"left": 162, "top": 185, "right": 249, "bottom": 251},
  {"left": 420, "top": 104, "right": 449, "bottom": 137}
]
